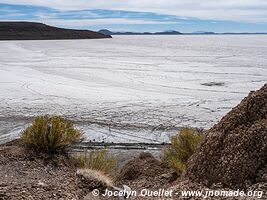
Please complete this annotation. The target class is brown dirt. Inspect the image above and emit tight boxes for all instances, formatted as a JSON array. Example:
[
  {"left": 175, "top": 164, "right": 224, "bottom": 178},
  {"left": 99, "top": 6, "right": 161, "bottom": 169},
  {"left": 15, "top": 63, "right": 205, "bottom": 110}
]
[
  {"left": 0, "top": 140, "right": 129, "bottom": 200},
  {"left": 0, "top": 140, "right": 79, "bottom": 200},
  {"left": 0, "top": 140, "right": 117, "bottom": 200},
  {"left": 116, "top": 152, "right": 178, "bottom": 190}
]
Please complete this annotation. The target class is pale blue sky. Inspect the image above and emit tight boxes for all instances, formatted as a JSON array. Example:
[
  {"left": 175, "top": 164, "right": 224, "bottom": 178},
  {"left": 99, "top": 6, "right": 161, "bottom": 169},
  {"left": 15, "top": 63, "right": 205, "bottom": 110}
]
[{"left": 0, "top": 1, "right": 267, "bottom": 32}]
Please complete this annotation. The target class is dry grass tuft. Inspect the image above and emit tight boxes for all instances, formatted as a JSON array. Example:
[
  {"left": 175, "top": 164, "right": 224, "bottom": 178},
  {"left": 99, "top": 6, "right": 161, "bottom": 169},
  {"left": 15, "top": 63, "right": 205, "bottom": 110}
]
[
  {"left": 161, "top": 127, "right": 203, "bottom": 174},
  {"left": 74, "top": 149, "right": 118, "bottom": 177},
  {"left": 21, "top": 115, "right": 82, "bottom": 153}
]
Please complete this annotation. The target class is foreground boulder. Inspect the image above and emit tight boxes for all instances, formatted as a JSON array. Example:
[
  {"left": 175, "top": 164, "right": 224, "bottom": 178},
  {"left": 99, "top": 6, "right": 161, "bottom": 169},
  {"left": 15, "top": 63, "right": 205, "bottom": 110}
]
[{"left": 185, "top": 84, "right": 267, "bottom": 189}]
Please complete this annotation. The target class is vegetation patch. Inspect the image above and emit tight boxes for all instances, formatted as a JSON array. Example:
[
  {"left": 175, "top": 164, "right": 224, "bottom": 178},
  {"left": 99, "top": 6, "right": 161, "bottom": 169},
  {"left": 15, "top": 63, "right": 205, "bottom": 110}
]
[
  {"left": 161, "top": 127, "right": 203, "bottom": 174},
  {"left": 74, "top": 149, "right": 118, "bottom": 177},
  {"left": 21, "top": 115, "right": 82, "bottom": 153}
]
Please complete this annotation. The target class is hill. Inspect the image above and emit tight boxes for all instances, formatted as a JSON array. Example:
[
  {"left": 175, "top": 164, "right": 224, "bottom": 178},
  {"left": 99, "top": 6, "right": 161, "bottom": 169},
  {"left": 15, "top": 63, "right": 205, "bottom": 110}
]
[
  {"left": 99, "top": 29, "right": 267, "bottom": 35},
  {"left": 98, "top": 29, "right": 182, "bottom": 35},
  {"left": 0, "top": 22, "right": 111, "bottom": 40}
]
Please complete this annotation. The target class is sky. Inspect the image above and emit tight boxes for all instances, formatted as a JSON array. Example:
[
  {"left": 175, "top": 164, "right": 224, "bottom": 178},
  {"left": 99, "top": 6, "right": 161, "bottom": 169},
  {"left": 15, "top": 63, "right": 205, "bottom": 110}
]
[{"left": 0, "top": 1, "right": 267, "bottom": 32}]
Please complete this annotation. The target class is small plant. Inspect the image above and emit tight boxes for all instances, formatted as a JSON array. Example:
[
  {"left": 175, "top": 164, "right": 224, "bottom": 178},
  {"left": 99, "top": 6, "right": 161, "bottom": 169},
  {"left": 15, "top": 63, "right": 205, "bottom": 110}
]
[
  {"left": 162, "top": 127, "right": 203, "bottom": 174},
  {"left": 74, "top": 149, "right": 117, "bottom": 176},
  {"left": 21, "top": 115, "right": 82, "bottom": 153}
]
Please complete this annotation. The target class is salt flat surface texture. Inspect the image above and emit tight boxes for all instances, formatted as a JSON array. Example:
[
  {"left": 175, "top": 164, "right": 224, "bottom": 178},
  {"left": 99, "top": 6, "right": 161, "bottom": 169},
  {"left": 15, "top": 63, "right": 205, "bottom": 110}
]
[{"left": 0, "top": 35, "right": 266, "bottom": 143}]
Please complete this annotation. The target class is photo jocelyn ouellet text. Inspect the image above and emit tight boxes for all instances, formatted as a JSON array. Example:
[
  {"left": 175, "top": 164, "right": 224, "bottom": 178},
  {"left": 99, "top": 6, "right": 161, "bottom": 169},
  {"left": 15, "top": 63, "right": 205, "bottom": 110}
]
[{"left": 92, "top": 188, "right": 264, "bottom": 199}]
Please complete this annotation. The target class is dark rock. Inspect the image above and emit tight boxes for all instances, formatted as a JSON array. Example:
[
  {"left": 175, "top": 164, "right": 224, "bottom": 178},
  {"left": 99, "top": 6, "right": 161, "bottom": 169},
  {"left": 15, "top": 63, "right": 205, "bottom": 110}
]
[
  {"left": 201, "top": 82, "right": 225, "bottom": 86},
  {"left": 0, "top": 22, "right": 111, "bottom": 40}
]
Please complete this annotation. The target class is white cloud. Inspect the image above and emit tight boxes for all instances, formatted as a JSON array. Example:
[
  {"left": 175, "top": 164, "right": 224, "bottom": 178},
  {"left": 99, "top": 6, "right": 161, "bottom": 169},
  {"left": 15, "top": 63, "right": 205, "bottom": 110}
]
[
  {"left": 1, "top": 18, "right": 182, "bottom": 28},
  {"left": 1, "top": 0, "right": 267, "bottom": 23}
]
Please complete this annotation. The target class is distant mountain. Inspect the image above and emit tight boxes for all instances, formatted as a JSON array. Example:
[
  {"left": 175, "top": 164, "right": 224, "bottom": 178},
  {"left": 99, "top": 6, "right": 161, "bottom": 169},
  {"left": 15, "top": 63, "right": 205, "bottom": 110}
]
[
  {"left": 99, "top": 29, "right": 267, "bottom": 36},
  {"left": 0, "top": 22, "right": 111, "bottom": 40},
  {"left": 98, "top": 29, "right": 182, "bottom": 35},
  {"left": 221, "top": 32, "right": 267, "bottom": 35},
  {"left": 154, "top": 30, "right": 182, "bottom": 35},
  {"left": 98, "top": 29, "right": 114, "bottom": 36},
  {"left": 191, "top": 31, "right": 216, "bottom": 35}
]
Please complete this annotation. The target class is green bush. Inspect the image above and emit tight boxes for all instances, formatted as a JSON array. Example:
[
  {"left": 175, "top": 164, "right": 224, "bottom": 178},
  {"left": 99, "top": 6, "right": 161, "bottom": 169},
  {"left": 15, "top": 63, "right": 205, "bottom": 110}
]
[
  {"left": 21, "top": 115, "right": 82, "bottom": 153},
  {"left": 162, "top": 127, "right": 203, "bottom": 174},
  {"left": 74, "top": 149, "right": 117, "bottom": 176}
]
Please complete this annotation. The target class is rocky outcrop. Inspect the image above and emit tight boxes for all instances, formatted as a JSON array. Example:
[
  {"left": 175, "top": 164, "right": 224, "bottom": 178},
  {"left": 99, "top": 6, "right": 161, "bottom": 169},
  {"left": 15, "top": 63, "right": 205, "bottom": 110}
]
[
  {"left": 0, "top": 22, "right": 111, "bottom": 40},
  {"left": 185, "top": 84, "right": 267, "bottom": 189}
]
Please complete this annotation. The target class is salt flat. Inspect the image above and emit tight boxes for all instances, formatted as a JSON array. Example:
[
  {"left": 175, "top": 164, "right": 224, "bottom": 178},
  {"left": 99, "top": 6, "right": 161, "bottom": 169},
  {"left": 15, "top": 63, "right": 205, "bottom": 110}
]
[{"left": 0, "top": 35, "right": 266, "bottom": 143}]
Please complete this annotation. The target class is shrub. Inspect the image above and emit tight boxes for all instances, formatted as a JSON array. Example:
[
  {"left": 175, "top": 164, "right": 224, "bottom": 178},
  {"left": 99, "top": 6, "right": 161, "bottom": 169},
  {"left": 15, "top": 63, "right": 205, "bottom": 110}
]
[
  {"left": 74, "top": 149, "right": 117, "bottom": 176},
  {"left": 21, "top": 115, "right": 82, "bottom": 153},
  {"left": 161, "top": 127, "right": 203, "bottom": 174}
]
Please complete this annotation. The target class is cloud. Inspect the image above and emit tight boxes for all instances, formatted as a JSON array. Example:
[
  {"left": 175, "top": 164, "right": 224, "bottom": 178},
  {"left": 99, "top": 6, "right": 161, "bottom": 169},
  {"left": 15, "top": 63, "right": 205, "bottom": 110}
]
[
  {"left": 0, "top": 2, "right": 267, "bottom": 32},
  {"left": 0, "top": 4, "right": 189, "bottom": 24},
  {"left": 41, "top": 18, "right": 182, "bottom": 27},
  {"left": 0, "top": 0, "right": 267, "bottom": 23},
  {"left": 0, "top": 4, "right": 188, "bottom": 29}
]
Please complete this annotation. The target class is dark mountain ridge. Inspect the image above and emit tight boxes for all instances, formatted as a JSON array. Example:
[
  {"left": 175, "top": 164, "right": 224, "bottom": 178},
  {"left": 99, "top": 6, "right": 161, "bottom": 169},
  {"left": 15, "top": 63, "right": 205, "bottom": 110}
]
[
  {"left": 98, "top": 29, "right": 182, "bottom": 35},
  {"left": 0, "top": 22, "right": 111, "bottom": 40},
  {"left": 99, "top": 29, "right": 267, "bottom": 35}
]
